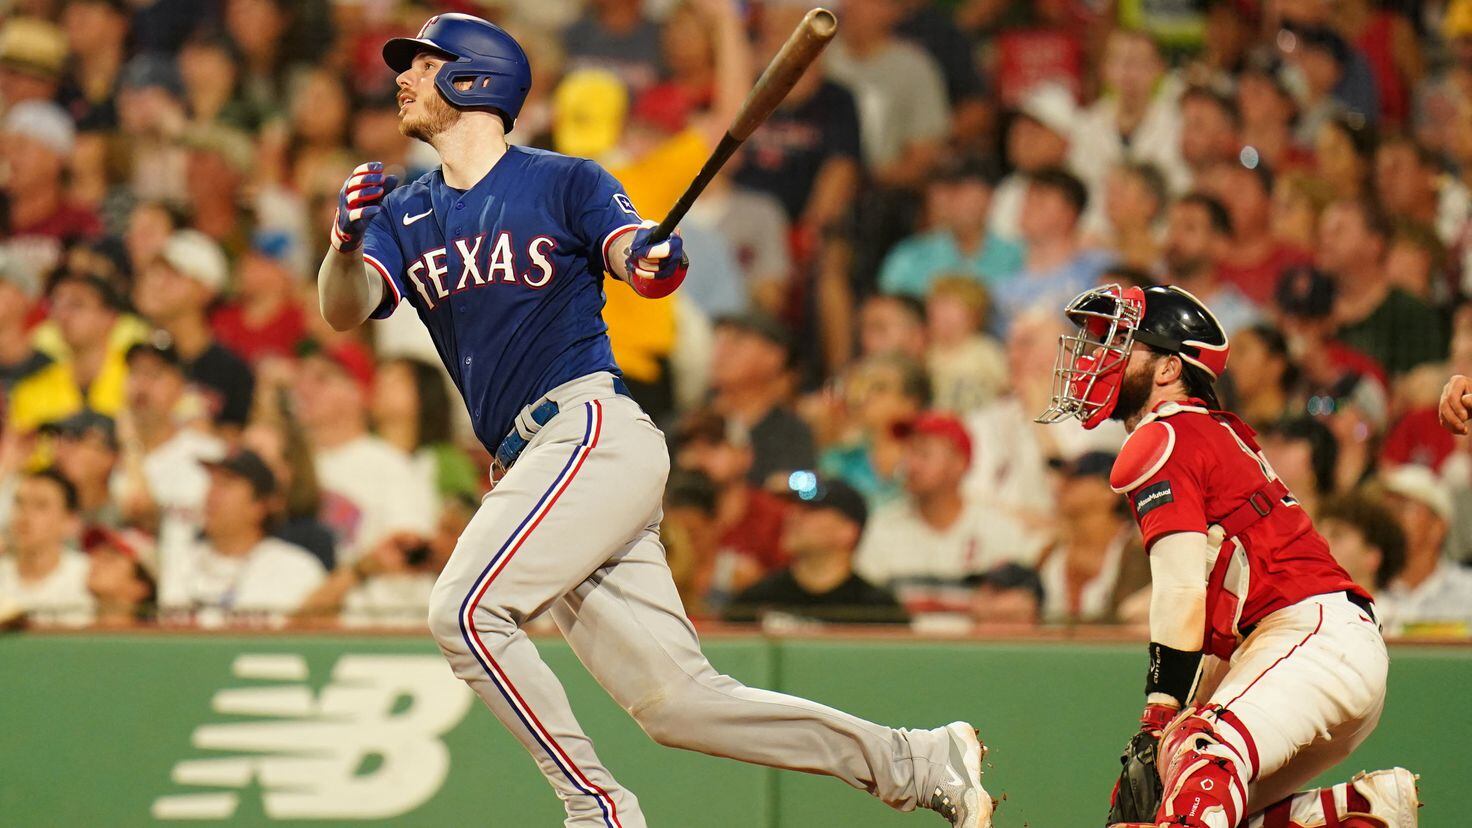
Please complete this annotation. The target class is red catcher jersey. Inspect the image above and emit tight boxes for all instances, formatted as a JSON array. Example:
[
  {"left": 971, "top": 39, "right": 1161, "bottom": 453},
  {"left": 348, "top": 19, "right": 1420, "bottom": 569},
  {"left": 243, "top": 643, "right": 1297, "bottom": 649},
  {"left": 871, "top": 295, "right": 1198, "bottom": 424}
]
[{"left": 1111, "top": 400, "right": 1369, "bottom": 630}]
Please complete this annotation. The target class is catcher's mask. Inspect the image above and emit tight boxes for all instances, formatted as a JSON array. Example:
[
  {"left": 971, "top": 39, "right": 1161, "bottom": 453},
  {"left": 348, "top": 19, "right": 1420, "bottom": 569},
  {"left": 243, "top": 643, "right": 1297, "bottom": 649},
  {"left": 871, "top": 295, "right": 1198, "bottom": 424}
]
[{"left": 1035, "top": 284, "right": 1230, "bottom": 429}]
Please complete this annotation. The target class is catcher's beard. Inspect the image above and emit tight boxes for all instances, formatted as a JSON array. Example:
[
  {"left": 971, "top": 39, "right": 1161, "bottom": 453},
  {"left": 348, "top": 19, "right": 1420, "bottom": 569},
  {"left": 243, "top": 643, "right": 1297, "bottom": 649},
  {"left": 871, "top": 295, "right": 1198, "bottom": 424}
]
[
  {"left": 1109, "top": 354, "right": 1159, "bottom": 424},
  {"left": 400, "top": 89, "right": 462, "bottom": 142}
]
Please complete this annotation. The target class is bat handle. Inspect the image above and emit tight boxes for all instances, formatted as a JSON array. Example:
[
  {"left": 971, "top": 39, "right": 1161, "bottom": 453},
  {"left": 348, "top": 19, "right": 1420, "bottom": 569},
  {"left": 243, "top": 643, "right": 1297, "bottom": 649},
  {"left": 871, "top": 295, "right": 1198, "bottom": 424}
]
[{"left": 649, "top": 133, "right": 744, "bottom": 244}]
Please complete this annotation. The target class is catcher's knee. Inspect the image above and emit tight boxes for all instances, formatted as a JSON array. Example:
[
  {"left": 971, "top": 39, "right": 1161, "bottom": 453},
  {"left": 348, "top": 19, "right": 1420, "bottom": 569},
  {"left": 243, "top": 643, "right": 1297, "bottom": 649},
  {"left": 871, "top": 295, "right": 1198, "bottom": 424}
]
[{"left": 1157, "top": 710, "right": 1250, "bottom": 827}]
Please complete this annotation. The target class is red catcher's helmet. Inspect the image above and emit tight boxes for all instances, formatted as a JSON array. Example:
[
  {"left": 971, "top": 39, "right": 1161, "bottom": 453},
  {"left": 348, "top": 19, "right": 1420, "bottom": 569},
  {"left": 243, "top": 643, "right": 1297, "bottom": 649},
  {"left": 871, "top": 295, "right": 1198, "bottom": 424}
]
[{"left": 1036, "top": 284, "right": 1230, "bottom": 429}]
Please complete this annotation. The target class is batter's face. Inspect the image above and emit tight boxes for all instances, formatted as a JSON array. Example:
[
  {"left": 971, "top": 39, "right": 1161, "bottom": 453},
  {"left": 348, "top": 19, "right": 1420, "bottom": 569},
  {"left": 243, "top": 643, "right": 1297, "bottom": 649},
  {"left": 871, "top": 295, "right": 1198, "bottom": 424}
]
[{"left": 396, "top": 52, "right": 462, "bottom": 142}]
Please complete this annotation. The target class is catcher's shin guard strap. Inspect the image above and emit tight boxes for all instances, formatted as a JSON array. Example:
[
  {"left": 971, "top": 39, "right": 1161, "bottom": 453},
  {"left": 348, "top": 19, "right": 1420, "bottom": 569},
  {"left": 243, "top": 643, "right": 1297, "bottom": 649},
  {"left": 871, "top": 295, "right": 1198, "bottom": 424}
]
[{"left": 1146, "top": 641, "right": 1204, "bottom": 707}]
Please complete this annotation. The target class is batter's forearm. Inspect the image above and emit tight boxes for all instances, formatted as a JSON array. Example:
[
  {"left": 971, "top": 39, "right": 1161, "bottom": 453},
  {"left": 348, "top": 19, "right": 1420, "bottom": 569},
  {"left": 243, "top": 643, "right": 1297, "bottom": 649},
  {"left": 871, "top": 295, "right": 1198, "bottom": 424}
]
[
  {"left": 318, "top": 247, "right": 384, "bottom": 331},
  {"left": 607, "top": 229, "right": 636, "bottom": 282}
]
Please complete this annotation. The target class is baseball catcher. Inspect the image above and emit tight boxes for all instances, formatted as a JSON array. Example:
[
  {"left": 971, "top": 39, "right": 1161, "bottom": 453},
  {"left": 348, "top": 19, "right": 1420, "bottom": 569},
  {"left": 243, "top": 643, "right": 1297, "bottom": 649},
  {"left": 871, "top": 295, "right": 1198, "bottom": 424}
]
[{"left": 1038, "top": 284, "right": 1420, "bottom": 828}]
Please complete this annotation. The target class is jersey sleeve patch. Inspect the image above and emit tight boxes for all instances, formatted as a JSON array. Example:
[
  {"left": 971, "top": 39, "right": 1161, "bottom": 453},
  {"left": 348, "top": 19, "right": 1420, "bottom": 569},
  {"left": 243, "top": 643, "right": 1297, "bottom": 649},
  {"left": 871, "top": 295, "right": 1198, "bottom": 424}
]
[
  {"left": 1111, "top": 421, "right": 1176, "bottom": 493},
  {"left": 1132, "top": 480, "right": 1175, "bottom": 517}
]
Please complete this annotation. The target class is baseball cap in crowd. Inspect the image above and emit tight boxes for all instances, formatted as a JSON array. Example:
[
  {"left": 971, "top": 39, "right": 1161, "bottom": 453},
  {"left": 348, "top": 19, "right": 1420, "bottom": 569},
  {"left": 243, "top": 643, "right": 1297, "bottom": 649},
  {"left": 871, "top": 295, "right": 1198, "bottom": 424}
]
[
  {"left": 119, "top": 53, "right": 184, "bottom": 97},
  {"left": 0, "top": 247, "right": 41, "bottom": 301},
  {"left": 1275, "top": 264, "right": 1335, "bottom": 319},
  {"left": 3, "top": 100, "right": 76, "bottom": 156},
  {"left": 297, "top": 339, "right": 376, "bottom": 396},
  {"left": 204, "top": 449, "right": 278, "bottom": 499},
  {"left": 159, "top": 229, "right": 229, "bottom": 295},
  {"left": 782, "top": 471, "right": 869, "bottom": 529},
  {"left": 1016, "top": 82, "right": 1080, "bottom": 137},
  {"left": 41, "top": 410, "right": 118, "bottom": 449},
  {"left": 892, "top": 412, "right": 973, "bottom": 466},
  {"left": 552, "top": 69, "right": 628, "bottom": 159},
  {"left": 1380, "top": 465, "right": 1454, "bottom": 524},
  {"left": 125, "top": 330, "right": 183, "bottom": 370},
  {"left": 714, "top": 311, "right": 794, "bottom": 355},
  {"left": 0, "top": 18, "right": 67, "bottom": 80},
  {"left": 967, "top": 562, "right": 1046, "bottom": 606},
  {"left": 1049, "top": 450, "right": 1115, "bottom": 479}
]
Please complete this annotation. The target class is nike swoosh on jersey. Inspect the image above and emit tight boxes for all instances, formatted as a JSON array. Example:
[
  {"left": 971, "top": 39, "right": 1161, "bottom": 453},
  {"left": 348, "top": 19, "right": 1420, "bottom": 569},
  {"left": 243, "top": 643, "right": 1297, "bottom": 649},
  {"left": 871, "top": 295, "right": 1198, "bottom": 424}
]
[{"left": 403, "top": 208, "right": 433, "bottom": 226}]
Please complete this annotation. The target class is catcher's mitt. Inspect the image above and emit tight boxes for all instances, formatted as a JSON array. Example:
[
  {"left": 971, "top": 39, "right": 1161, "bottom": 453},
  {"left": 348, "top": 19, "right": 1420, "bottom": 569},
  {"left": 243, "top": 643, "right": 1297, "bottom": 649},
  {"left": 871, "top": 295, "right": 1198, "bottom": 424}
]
[{"left": 1106, "top": 728, "right": 1163, "bottom": 825}]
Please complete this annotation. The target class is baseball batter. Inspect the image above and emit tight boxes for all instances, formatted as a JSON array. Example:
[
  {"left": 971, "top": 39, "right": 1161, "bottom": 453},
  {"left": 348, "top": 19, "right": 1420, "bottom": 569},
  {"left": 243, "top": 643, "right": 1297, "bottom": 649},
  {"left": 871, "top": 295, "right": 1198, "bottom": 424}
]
[
  {"left": 316, "top": 13, "right": 990, "bottom": 828},
  {"left": 1038, "top": 284, "right": 1419, "bottom": 828}
]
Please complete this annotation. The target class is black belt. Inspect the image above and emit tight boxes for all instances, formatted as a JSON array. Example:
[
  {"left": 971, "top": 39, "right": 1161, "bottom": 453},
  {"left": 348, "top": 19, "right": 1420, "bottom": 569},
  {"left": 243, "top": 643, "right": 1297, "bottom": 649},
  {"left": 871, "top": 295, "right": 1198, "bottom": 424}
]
[{"left": 1240, "top": 590, "right": 1376, "bottom": 640}]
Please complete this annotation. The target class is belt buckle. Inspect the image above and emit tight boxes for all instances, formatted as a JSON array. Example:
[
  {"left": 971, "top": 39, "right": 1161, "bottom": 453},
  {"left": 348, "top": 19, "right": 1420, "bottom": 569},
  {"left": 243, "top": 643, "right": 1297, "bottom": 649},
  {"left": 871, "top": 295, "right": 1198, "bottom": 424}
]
[{"left": 1248, "top": 491, "right": 1272, "bottom": 517}]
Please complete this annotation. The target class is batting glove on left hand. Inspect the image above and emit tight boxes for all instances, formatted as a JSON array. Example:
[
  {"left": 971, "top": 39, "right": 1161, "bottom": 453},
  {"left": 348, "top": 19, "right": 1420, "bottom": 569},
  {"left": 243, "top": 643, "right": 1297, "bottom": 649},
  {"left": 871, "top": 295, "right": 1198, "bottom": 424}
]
[{"left": 332, "top": 161, "right": 399, "bottom": 252}]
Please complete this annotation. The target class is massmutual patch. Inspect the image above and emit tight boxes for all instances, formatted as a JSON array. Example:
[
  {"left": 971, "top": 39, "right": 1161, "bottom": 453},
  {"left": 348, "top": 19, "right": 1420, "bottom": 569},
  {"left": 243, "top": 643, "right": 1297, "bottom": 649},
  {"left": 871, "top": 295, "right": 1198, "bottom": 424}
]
[{"left": 1132, "top": 480, "right": 1175, "bottom": 517}]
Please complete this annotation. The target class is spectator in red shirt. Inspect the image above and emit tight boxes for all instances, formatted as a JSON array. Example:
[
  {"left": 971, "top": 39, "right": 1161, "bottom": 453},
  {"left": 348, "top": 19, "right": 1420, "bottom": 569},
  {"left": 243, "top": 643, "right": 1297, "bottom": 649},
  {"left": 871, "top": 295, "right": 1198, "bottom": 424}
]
[
  {"left": 674, "top": 407, "right": 792, "bottom": 609},
  {"left": 211, "top": 230, "right": 308, "bottom": 365},
  {"left": 1198, "top": 158, "right": 1311, "bottom": 306},
  {"left": 1, "top": 102, "right": 102, "bottom": 281}
]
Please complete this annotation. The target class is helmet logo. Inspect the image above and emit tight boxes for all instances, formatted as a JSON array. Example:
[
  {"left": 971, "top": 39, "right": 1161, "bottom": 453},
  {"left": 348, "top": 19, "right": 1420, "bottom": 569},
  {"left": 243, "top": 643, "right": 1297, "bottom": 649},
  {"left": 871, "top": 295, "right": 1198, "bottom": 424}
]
[{"left": 418, "top": 16, "right": 438, "bottom": 37}]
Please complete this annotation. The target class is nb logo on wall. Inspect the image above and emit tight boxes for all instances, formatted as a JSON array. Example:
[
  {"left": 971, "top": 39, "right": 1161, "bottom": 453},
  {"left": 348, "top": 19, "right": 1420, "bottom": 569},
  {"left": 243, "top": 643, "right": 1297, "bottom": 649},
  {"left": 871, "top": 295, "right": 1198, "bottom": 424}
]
[{"left": 153, "top": 654, "right": 473, "bottom": 821}]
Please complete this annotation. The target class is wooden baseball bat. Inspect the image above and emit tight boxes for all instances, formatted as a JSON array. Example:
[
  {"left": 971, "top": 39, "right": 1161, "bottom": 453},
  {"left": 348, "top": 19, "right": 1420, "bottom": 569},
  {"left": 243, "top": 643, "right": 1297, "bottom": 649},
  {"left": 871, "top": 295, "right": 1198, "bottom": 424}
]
[{"left": 649, "top": 8, "right": 838, "bottom": 244}]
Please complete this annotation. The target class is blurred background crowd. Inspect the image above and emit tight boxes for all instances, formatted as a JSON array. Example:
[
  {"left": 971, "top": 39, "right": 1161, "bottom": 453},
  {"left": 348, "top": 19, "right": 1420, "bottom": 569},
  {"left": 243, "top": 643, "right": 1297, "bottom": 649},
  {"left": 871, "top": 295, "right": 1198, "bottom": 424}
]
[{"left": 2, "top": 0, "right": 1472, "bottom": 638}]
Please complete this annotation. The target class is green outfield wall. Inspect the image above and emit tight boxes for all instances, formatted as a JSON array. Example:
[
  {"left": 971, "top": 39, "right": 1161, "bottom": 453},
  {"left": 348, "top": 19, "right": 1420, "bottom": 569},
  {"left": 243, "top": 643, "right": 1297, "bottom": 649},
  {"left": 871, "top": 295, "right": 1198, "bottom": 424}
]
[{"left": 1, "top": 632, "right": 1467, "bottom": 827}]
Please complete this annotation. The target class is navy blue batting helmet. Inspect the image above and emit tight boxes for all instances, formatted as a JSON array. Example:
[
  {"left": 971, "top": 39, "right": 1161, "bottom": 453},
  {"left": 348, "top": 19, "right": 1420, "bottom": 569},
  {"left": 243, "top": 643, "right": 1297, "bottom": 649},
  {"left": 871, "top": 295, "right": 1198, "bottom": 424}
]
[{"left": 383, "top": 13, "right": 532, "bottom": 132}]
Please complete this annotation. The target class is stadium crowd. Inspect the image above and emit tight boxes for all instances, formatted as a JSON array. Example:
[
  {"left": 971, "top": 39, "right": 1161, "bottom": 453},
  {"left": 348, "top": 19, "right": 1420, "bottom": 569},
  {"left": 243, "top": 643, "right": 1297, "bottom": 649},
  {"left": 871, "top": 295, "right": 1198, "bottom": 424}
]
[{"left": 1, "top": 0, "right": 1472, "bottom": 638}]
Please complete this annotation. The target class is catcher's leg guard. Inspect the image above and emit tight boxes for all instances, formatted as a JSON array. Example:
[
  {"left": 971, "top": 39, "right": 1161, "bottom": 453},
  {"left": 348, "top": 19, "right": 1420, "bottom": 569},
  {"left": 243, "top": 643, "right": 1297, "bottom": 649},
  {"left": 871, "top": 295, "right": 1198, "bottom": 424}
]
[{"left": 1156, "top": 708, "right": 1250, "bottom": 828}]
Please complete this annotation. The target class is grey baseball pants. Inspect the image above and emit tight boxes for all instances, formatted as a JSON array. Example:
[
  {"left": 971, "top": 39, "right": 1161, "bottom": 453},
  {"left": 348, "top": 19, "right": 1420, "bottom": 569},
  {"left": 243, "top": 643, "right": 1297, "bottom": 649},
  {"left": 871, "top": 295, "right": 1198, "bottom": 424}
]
[{"left": 426, "top": 373, "right": 952, "bottom": 827}]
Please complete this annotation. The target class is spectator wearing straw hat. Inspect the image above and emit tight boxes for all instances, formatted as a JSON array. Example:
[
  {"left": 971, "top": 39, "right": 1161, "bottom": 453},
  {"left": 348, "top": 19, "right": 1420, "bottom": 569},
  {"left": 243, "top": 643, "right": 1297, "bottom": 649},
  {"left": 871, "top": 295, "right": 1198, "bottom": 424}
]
[{"left": 0, "top": 17, "right": 67, "bottom": 108}]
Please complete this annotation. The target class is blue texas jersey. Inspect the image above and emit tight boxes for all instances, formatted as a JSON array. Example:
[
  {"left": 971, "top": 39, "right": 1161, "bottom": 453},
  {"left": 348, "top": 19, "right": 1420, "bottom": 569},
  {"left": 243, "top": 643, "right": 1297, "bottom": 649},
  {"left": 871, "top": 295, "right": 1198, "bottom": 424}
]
[{"left": 362, "top": 146, "right": 644, "bottom": 451}]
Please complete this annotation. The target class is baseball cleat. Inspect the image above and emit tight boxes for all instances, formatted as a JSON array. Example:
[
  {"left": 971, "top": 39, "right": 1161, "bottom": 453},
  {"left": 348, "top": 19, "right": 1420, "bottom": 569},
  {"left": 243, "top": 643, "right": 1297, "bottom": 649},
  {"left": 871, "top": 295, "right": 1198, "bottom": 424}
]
[
  {"left": 927, "top": 721, "right": 993, "bottom": 828},
  {"left": 1346, "top": 767, "right": 1421, "bottom": 828}
]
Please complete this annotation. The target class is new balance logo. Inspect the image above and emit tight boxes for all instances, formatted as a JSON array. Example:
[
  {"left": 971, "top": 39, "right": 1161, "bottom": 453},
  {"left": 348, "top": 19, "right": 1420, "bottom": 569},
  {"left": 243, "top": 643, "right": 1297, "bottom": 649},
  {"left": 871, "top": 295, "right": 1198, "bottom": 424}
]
[{"left": 152, "top": 653, "right": 473, "bottom": 820}]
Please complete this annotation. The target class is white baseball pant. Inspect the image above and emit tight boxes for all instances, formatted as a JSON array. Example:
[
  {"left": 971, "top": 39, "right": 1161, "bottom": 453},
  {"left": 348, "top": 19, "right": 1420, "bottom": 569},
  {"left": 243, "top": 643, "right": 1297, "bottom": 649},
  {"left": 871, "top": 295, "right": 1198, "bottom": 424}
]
[{"left": 1190, "top": 591, "right": 1388, "bottom": 818}]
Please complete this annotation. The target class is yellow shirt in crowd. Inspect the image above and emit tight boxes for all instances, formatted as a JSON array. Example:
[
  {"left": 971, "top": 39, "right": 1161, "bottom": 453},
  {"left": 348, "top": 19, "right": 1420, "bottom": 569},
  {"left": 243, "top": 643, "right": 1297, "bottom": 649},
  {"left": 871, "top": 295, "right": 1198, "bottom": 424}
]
[
  {"left": 603, "top": 128, "right": 710, "bottom": 383},
  {"left": 9, "top": 315, "right": 149, "bottom": 432}
]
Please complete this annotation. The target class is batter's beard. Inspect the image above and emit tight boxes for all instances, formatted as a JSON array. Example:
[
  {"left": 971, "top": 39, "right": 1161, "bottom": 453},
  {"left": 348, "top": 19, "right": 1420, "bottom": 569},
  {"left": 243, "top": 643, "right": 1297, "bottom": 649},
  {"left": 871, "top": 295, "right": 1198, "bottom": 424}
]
[
  {"left": 1109, "top": 358, "right": 1157, "bottom": 423},
  {"left": 400, "top": 91, "right": 461, "bottom": 142}
]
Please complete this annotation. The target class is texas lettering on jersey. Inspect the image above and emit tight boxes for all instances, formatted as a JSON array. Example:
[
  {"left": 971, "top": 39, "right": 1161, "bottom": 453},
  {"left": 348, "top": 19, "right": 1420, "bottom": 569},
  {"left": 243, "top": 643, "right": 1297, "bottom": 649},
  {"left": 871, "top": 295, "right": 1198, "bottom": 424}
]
[
  {"left": 403, "top": 233, "right": 559, "bottom": 308},
  {"left": 361, "top": 146, "right": 644, "bottom": 451}
]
